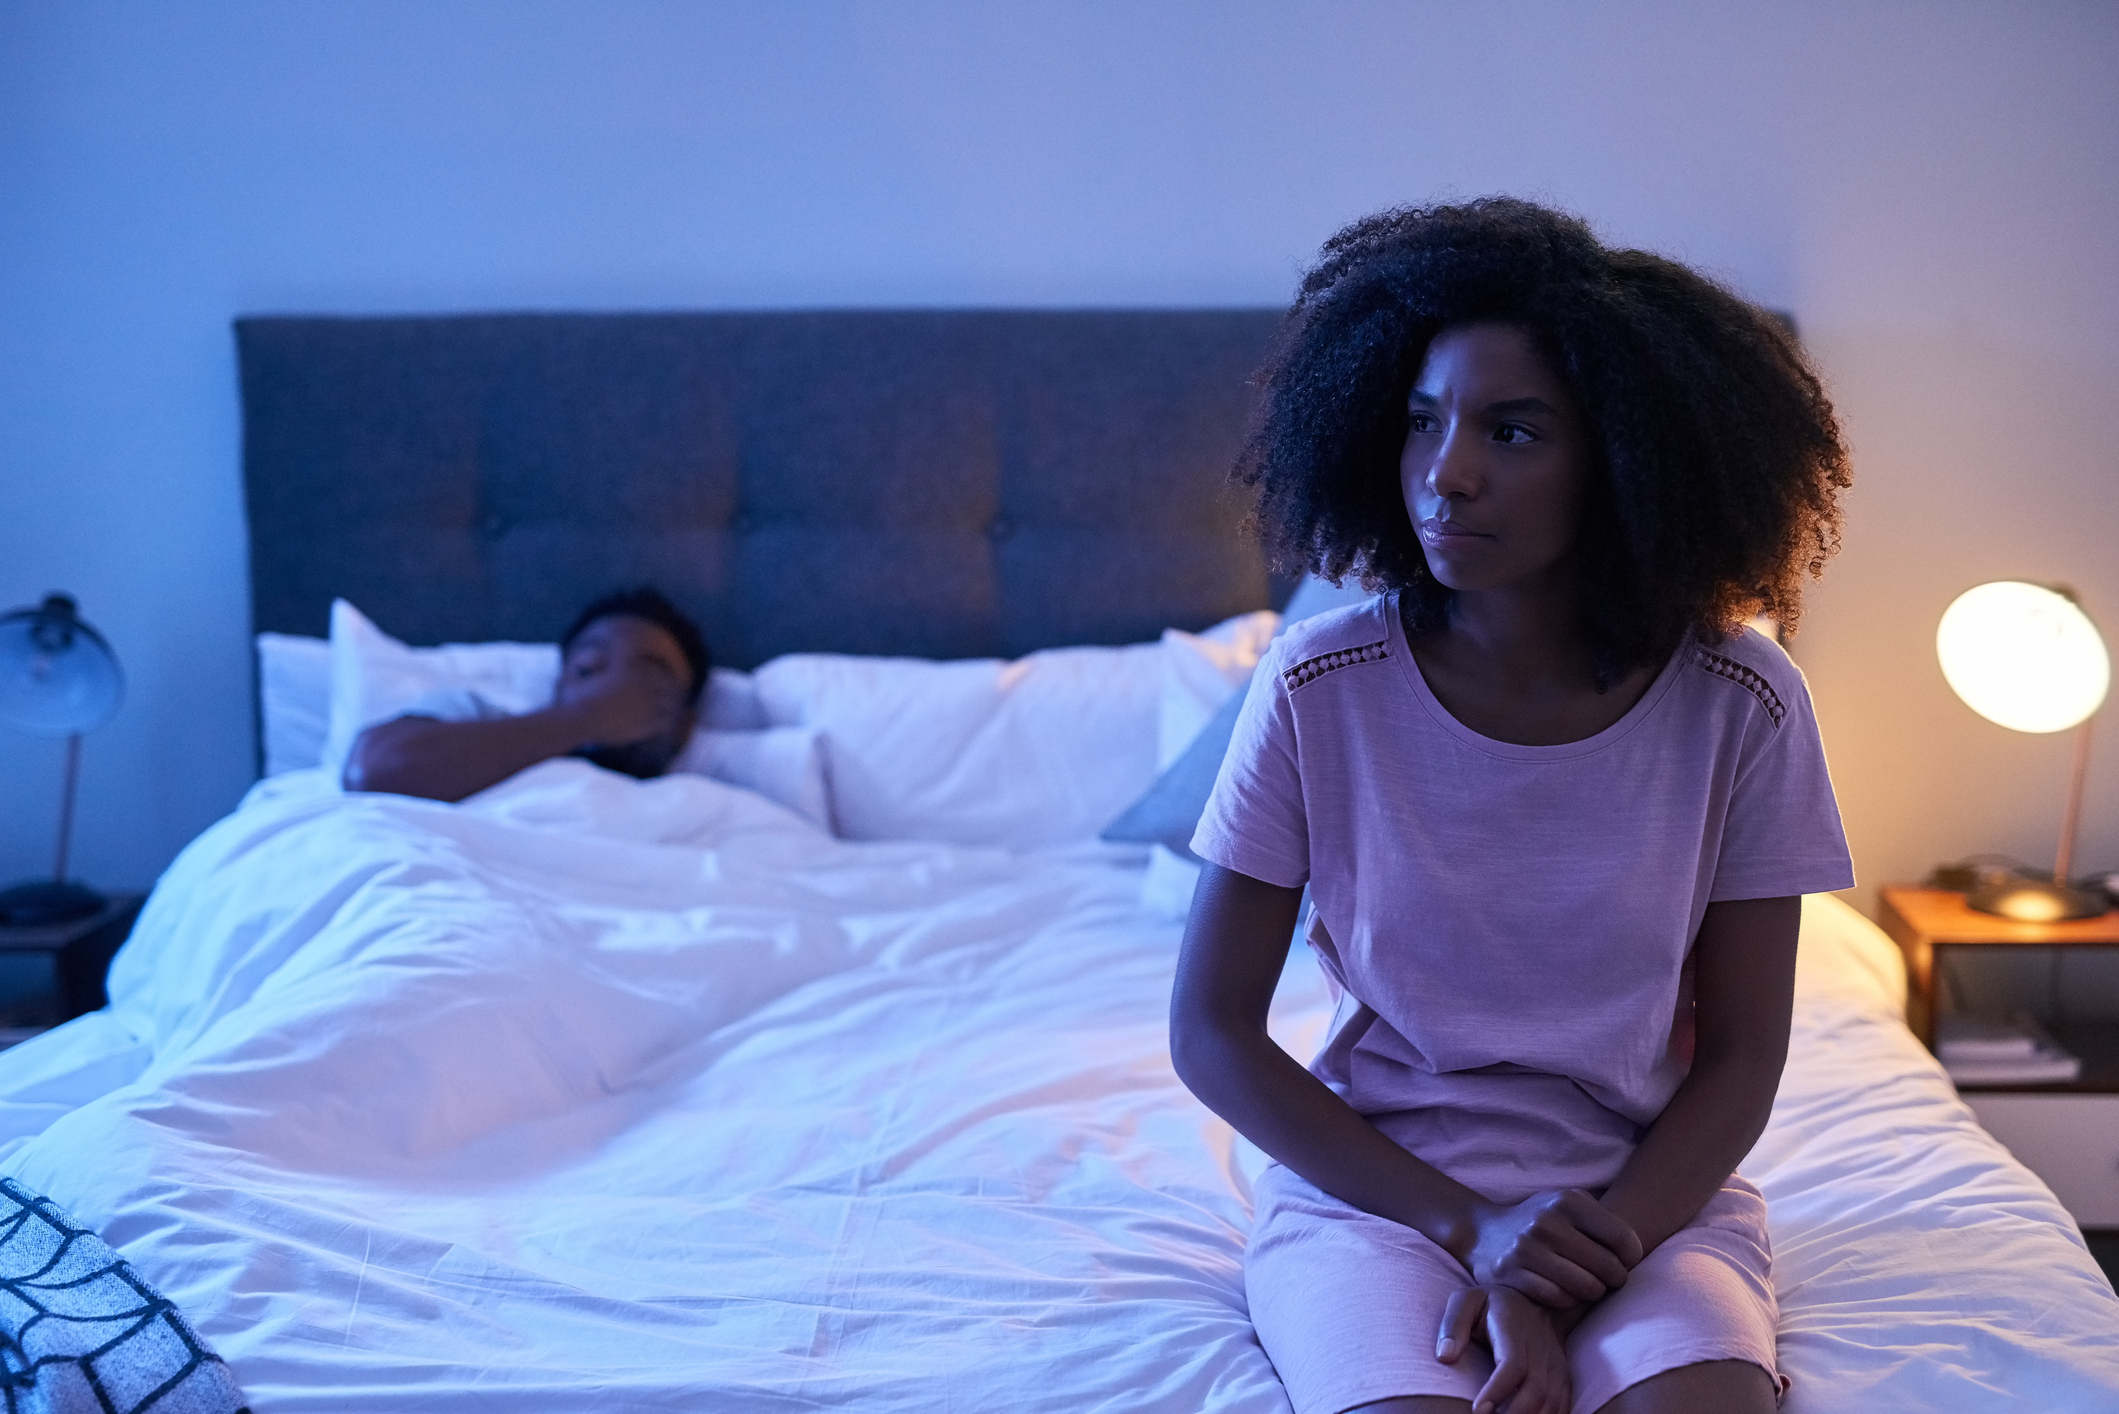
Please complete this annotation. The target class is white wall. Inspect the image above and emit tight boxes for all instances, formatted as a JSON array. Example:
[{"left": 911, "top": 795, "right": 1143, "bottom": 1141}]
[{"left": 3, "top": 0, "right": 2115, "bottom": 911}]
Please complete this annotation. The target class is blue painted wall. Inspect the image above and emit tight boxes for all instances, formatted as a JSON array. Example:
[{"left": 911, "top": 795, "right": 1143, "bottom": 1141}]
[{"left": 2, "top": 1, "right": 2115, "bottom": 903}]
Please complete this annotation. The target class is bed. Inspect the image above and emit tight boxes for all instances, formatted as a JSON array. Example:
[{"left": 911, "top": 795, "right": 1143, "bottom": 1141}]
[{"left": 0, "top": 311, "right": 2114, "bottom": 1412}]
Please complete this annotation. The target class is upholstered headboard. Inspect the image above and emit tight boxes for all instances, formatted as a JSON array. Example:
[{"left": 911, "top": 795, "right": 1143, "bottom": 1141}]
[{"left": 236, "top": 310, "right": 1288, "bottom": 668}]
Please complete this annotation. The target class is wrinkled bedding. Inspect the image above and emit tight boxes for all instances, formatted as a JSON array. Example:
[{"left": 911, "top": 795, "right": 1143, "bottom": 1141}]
[{"left": 0, "top": 763, "right": 2113, "bottom": 1410}]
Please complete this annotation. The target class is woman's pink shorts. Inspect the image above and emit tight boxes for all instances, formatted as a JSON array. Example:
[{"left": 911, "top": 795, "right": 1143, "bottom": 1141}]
[{"left": 1244, "top": 1166, "right": 1786, "bottom": 1414}]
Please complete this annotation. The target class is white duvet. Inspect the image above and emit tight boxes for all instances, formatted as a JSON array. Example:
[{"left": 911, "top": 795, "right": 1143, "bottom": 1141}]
[{"left": 1, "top": 763, "right": 2114, "bottom": 1411}]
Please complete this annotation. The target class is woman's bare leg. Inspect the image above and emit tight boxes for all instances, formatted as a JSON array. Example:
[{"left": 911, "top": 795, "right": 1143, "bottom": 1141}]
[{"left": 1593, "top": 1358, "right": 1775, "bottom": 1414}]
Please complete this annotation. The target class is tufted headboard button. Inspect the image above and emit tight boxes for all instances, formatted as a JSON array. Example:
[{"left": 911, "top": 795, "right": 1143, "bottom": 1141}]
[
  {"left": 480, "top": 513, "right": 510, "bottom": 540},
  {"left": 986, "top": 517, "right": 1014, "bottom": 543},
  {"left": 731, "top": 511, "right": 757, "bottom": 535}
]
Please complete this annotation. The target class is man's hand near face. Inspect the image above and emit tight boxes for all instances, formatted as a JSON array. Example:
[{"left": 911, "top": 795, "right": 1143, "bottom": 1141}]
[
  {"left": 558, "top": 641, "right": 688, "bottom": 752},
  {"left": 344, "top": 611, "right": 701, "bottom": 803}
]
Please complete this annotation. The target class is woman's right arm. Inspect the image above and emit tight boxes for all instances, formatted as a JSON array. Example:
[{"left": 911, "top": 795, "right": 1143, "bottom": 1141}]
[{"left": 1169, "top": 862, "right": 1638, "bottom": 1303}]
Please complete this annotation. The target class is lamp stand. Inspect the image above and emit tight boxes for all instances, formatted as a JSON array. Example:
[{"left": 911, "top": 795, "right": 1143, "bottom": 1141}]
[
  {"left": 0, "top": 733, "right": 106, "bottom": 928},
  {"left": 1968, "top": 718, "right": 2109, "bottom": 922}
]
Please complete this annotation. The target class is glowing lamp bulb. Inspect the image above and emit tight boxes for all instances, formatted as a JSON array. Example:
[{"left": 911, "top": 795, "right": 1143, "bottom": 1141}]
[{"left": 1936, "top": 581, "right": 2109, "bottom": 735}]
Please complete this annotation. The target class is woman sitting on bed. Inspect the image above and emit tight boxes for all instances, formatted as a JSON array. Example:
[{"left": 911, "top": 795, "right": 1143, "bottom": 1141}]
[
  {"left": 343, "top": 587, "right": 710, "bottom": 802},
  {"left": 1171, "top": 198, "right": 1853, "bottom": 1414}
]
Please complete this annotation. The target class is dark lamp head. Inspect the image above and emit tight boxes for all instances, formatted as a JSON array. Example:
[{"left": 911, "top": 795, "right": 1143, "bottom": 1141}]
[{"left": 0, "top": 593, "right": 124, "bottom": 739}]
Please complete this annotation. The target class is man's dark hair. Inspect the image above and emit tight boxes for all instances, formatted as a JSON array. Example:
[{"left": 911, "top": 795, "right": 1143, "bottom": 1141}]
[
  {"left": 1237, "top": 196, "right": 1851, "bottom": 686},
  {"left": 561, "top": 587, "right": 712, "bottom": 703}
]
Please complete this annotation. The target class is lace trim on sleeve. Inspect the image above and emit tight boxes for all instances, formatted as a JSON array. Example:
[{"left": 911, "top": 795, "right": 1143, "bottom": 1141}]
[
  {"left": 1692, "top": 648, "right": 1787, "bottom": 727},
  {"left": 1281, "top": 639, "right": 1391, "bottom": 692}
]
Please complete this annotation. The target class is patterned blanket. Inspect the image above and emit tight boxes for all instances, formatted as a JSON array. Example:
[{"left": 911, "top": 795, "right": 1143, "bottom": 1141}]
[{"left": 0, "top": 1179, "right": 245, "bottom": 1414}]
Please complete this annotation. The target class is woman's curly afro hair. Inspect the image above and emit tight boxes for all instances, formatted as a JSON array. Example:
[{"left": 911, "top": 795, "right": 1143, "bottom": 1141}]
[{"left": 1237, "top": 197, "right": 1851, "bottom": 682}]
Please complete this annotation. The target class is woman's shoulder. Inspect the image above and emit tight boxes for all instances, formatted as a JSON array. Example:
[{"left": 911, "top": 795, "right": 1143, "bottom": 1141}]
[
  {"left": 1681, "top": 624, "right": 1811, "bottom": 729},
  {"left": 1272, "top": 595, "right": 1398, "bottom": 694}
]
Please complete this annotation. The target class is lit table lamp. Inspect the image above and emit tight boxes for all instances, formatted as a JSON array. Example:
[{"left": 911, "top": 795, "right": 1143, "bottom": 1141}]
[
  {"left": 1936, "top": 580, "right": 2110, "bottom": 921},
  {"left": 0, "top": 594, "right": 124, "bottom": 927}
]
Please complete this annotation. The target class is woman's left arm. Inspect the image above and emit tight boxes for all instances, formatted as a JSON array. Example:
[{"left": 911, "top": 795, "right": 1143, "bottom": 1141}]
[{"left": 1596, "top": 895, "right": 1801, "bottom": 1257}]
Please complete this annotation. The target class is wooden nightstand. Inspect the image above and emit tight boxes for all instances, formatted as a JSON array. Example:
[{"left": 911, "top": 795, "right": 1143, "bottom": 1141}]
[
  {"left": 0, "top": 892, "right": 145, "bottom": 1034},
  {"left": 1878, "top": 886, "right": 2119, "bottom": 1047},
  {"left": 1879, "top": 885, "right": 2119, "bottom": 1227}
]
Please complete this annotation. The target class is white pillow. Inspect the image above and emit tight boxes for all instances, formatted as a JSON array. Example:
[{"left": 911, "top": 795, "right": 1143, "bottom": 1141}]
[
  {"left": 1158, "top": 611, "right": 1279, "bottom": 767},
  {"left": 670, "top": 726, "right": 833, "bottom": 832},
  {"left": 701, "top": 671, "right": 768, "bottom": 731},
  {"left": 256, "top": 633, "right": 333, "bottom": 777},
  {"left": 753, "top": 641, "right": 1163, "bottom": 849},
  {"left": 1139, "top": 611, "right": 1278, "bottom": 917}
]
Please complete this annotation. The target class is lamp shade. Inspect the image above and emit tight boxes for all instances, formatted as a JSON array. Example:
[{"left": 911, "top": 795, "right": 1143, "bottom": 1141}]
[
  {"left": 1936, "top": 581, "right": 2109, "bottom": 734},
  {"left": 0, "top": 595, "right": 124, "bottom": 738}
]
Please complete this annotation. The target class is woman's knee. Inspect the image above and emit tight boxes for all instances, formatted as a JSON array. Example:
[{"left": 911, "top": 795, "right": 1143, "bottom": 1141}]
[
  {"left": 1592, "top": 1358, "right": 1776, "bottom": 1414},
  {"left": 1342, "top": 1398, "right": 1474, "bottom": 1414}
]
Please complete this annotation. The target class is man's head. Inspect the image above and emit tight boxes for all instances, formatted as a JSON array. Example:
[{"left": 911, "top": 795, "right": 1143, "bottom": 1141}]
[{"left": 554, "top": 588, "right": 712, "bottom": 779}]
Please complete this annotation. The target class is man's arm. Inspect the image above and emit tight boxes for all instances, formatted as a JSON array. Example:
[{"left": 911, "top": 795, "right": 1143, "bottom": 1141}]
[
  {"left": 1595, "top": 895, "right": 1800, "bottom": 1256},
  {"left": 344, "top": 661, "right": 687, "bottom": 803},
  {"left": 344, "top": 706, "right": 606, "bottom": 802}
]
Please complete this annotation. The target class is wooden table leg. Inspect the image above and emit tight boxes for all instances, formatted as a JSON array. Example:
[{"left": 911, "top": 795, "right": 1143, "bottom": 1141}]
[{"left": 1880, "top": 910, "right": 1936, "bottom": 1048}]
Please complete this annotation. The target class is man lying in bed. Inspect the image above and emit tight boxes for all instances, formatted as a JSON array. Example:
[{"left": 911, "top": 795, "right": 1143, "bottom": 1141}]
[{"left": 343, "top": 588, "right": 710, "bottom": 803}]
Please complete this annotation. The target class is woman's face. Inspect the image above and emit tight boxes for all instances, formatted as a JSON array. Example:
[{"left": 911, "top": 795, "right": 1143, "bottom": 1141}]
[{"left": 1399, "top": 322, "right": 1591, "bottom": 598}]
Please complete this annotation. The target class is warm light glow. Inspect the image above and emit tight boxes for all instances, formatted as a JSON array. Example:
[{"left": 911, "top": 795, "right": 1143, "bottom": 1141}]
[
  {"left": 1936, "top": 582, "right": 2109, "bottom": 734},
  {"left": 1987, "top": 884, "right": 2072, "bottom": 923}
]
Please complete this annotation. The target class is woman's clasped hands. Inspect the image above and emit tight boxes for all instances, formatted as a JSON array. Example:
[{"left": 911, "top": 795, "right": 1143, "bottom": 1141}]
[
  {"left": 1468, "top": 1187, "right": 1643, "bottom": 1305},
  {"left": 1437, "top": 1188, "right": 1645, "bottom": 1413}
]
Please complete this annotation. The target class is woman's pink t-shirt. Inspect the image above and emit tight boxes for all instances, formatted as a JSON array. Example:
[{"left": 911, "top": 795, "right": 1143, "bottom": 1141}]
[{"left": 1192, "top": 596, "right": 1854, "bottom": 1202}]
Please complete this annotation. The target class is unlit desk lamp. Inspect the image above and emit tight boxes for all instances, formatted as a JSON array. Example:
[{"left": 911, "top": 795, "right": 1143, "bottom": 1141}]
[
  {"left": 0, "top": 594, "right": 124, "bottom": 927},
  {"left": 1936, "top": 580, "right": 2110, "bottom": 921}
]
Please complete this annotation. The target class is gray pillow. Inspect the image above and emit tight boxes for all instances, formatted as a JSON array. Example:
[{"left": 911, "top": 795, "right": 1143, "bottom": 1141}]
[
  {"left": 1099, "top": 675, "right": 1251, "bottom": 860},
  {"left": 1102, "top": 578, "right": 1373, "bottom": 861},
  {"left": 1279, "top": 574, "right": 1374, "bottom": 622}
]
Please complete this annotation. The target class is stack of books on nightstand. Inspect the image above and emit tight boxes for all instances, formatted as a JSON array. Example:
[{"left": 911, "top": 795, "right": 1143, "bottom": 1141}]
[{"left": 1937, "top": 1013, "right": 2082, "bottom": 1086}]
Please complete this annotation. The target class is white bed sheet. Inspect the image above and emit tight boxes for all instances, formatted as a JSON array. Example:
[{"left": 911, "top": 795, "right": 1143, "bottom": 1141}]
[{"left": 0, "top": 766, "right": 2113, "bottom": 1410}]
